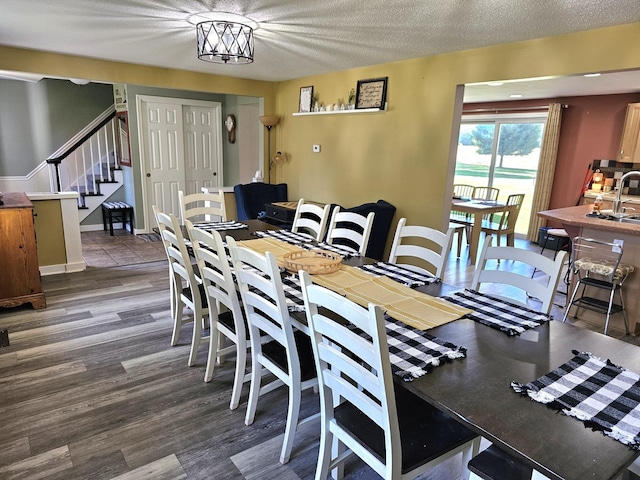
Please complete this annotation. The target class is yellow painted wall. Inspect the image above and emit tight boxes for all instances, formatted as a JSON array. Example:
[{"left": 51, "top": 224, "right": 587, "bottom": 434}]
[
  {"left": 275, "top": 22, "right": 640, "bottom": 240},
  {"left": 1, "top": 22, "right": 640, "bottom": 252}
]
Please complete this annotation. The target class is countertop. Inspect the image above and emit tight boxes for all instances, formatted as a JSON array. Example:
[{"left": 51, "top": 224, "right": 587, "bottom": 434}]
[{"left": 538, "top": 204, "right": 640, "bottom": 236}]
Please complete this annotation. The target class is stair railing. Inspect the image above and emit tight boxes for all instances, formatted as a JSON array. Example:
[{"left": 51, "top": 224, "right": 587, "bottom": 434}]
[{"left": 46, "top": 106, "right": 121, "bottom": 207}]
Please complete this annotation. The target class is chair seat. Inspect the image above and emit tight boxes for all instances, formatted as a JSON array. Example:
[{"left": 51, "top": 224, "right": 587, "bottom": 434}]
[
  {"left": 261, "top": 330, "right": 317, "bottom": 382},
  {"left": 468, "top": 444, "right": 533, "bottom": 480},
  {"left": 334, "top": 384, "right": 477, "bottom": 474},
  {"left": 546, "top": 228, "right": 568, "bottom": 237},
  {"left": 574, "top": 257, "right": 634, "bottom": 283},
  {"left": 181, "top": 283, "right": 208, "bottom": 307}
]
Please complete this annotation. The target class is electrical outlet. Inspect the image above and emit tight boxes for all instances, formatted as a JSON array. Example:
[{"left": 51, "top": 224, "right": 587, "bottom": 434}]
[{"left": 313, "top": 144, "right": 321, "bottom": 153}]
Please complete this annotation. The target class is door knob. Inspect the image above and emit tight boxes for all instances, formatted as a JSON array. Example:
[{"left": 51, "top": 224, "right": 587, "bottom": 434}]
[{"left": 146, "top": 173, "right": 151, "bottom": 177}]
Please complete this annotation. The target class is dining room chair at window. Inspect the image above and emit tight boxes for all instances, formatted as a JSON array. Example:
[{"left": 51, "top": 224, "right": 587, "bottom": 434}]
[
  {"left": 291, "top": 198, "right": 331, "bottom": 242},
  {"left": 299, "top": 270, "right": 480, "bottom": 480},
  {"left": 179, "top": 189, "right": 227, "bottom": 225},
  {"left": 326, "top": 206, "right": 375, "bottom": 255},
  {"left": 472, "top": 186, "right": 500, "bottom": 202},
  {"left": 450, "top": 184, "right": 477, "bottom": 257},
  {"left": 480, "top": 193, "right": 525, "bottom": 247},
  {"left": 188, "top": 223, "right": 250, "bottom": 409},
  {"left": 471, "top": 235, "right": 567, "bottom": 315},
  {"left": 228, "top": 241, "right": 318, "bottom": 465},
  {"left": 388, "top": 218, "right": 455, "bottom": 280},
  {"left": 153, "top": 208, "right": 209, "bottom": 367}
]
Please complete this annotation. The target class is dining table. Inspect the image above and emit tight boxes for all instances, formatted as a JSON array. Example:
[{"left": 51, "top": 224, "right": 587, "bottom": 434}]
[
  {"left": 198, "top": 220, "right": 640, "bottom": 479},
  {"left": 451, "top": 198, "right": 505, "bottom": 264}
]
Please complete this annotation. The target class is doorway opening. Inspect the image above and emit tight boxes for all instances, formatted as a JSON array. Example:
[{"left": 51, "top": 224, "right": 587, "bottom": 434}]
[{"left": 453, "top": 113, "right": 547, "bottom": 235}]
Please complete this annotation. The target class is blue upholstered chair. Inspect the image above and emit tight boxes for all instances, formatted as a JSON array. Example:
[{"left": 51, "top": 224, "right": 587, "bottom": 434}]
[
  {"left": 328, "top": 199, "right": 396, "bottom": 260},
  {"left": 233, "top": 182, "right": 288, "bottom": 221}
]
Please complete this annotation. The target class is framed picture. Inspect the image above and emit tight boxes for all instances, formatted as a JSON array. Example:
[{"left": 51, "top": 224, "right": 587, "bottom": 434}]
[
  {"left": 355, "top": 77, "right": 388, "bottom": 110},
  {"left": 299, "top": 86, "right": 313, "bottom": 113}
]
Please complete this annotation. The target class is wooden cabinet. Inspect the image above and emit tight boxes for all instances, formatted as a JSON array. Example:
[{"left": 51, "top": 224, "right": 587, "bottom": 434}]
[
  {"left": 618, "top": 102, "right": 640, "bottom": 163},
  {"left": 0, "top": 192, "right": 46, "bottom": 309}
]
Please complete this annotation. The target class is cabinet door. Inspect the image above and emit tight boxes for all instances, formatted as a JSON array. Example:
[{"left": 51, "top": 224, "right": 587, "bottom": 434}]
[{"left": 619, "top": 102, "right": 640, "bottom": 162}]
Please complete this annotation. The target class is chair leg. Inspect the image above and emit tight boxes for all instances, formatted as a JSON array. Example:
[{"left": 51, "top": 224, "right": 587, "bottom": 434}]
[
  {"left": 603, "top": 286, "right": 617, "bottom": 336},
  {"left": 204, "top": 325, "right": 219, "bottom": 382},
  {"left": 315, "top": 419, "right": 333, "bottom": 480},
  {"left": 229, "top": 345, "right": 247, "bottom": 410},
  {"left": 280, "top": 383, "right": 302, "bottom": 464},
  {"left": 562, "top": 279, "right": 581, "bottom": 322},
  {"left": 460, "top": 437, "right": 481, "bottom": 480},
  {"left": 171, "top": 297, "right": 185, "bottom": 346},
  {"left": 188, "top": 313, "right": 204, "bottom": 367},
  {"left": 619, "top": 289, "right": 630, "bottom": 335},
  {"left": 245, "top": 356, "right": 263, "bottom": 426}
]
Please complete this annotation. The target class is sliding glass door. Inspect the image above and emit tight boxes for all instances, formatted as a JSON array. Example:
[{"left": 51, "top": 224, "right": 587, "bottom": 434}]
[{"left": 454, "top": 115, "right": 546, "bottom": 234}]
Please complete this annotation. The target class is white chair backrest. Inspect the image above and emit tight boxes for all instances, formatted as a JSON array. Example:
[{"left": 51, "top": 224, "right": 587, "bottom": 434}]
[
  {"left": 471, "top": 235, "right": 567, "bottom": 315},
  {"left": 299, "top": 270, "right": 400, "bottom": 477},
  {"left": 179, "top": 190, "right": 227, "bottom": 225},
  {"left": 188, "top": 222, "right": 243, "bottom": 328},
  {"left": 228, "top": 243, "right": 301, "bottom": 373},
  {"left": 291, "top": 198, "right": 331, "bottom": 241},
  {"left": 153, "top": 207, "right": 203, "bottom": 309},
  {"left": 326, "top": 206, "right": 375, "bottom": 255},
  {"left": 453, "top": 184, "right": 475, "bottom": 199},
  {"left": 388, "top": 218, "right": 454, "bottom": 280},
  {"left": 473, "top": 186, "right": 500, "bottom": 202}
]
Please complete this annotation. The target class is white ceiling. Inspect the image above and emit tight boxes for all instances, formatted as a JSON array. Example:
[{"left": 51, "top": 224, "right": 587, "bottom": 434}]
[{"left": 1, "top": 0, "right": 640, "bottom": 101}]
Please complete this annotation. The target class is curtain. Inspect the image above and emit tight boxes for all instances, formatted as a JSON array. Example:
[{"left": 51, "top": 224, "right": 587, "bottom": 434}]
[{"left": 526, "top": 103, "right": 564, "bottom": 241}]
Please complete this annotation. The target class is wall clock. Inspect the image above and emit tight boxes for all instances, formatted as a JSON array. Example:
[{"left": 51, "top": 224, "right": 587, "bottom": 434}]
[{"left": 225, "top": 114, "right": 236, "bottom": 143}]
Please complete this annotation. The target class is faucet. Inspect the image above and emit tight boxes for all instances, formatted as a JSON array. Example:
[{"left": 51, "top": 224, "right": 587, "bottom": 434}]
[{"left": 613, "top": 171, "right": 640, "bottom": 215}]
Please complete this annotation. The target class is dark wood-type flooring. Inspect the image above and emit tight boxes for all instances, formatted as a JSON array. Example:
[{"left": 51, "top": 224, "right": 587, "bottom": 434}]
[{"left": 1, "top": 233, "right": 638, "bottom": 479}]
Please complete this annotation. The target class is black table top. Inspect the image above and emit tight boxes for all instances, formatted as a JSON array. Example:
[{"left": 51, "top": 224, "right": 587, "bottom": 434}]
[{"left": 403, "top": 318, "right": 640, "bottom": 480}]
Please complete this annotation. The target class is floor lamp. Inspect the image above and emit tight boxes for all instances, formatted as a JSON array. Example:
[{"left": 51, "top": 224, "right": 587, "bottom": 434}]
[{"left": 259, "top": 115, "right": 280, "bottom": 183}]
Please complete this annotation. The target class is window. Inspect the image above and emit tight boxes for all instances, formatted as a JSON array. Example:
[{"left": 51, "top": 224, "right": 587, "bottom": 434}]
[{"left": 455, "top": 113, "right": 547, "bottom": 234}]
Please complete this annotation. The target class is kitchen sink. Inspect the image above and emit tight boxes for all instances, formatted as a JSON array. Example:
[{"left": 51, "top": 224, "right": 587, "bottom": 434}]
[{"left": 619, "top": 215, "right": 640, "bottom": 225}]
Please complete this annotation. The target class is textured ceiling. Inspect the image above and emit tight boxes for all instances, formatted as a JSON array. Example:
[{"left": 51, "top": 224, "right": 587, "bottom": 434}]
[{"left": 1, "top": 0, "right": 640, "bottom": 83}]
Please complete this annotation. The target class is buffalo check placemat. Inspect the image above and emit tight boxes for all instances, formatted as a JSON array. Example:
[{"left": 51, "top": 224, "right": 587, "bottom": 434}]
[
  {"left": 512, "top": 350, "right": 640, "bottom": 450},
  {"left": 440, "top": 289, "right": 550, "bottom": 336},
  {"left": 348, "top": 317, "right": 466, "bottom": 382},
  {"left": 194, "top": 221, "right": 249, "bottom": 231},
  {"left": 356, "top": 261, "right": 438, "bottom": 287},
  {"left": 253, "top": 229, "right": 316, "bottom": 244},
  {"left": 306, "top": 242, "right": 359, "bottom": 258}
]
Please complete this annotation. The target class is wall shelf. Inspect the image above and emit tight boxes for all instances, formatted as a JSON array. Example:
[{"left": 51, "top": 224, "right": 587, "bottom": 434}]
[{"left": 292, "top": 106, "right": 386, "bottom": 116}]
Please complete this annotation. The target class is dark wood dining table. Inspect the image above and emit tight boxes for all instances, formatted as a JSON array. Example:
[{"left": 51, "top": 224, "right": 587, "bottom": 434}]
[
  {"left": 210, "top": 220, "right": 640, "bottom": 479},
  {"left": 403, "top": 301, "right": 640, "bottom": 480}
]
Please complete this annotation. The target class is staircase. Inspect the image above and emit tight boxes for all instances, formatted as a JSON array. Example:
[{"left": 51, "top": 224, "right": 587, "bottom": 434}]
[{"left": 46, "top": 105, "right": 126, "bottom": 221}]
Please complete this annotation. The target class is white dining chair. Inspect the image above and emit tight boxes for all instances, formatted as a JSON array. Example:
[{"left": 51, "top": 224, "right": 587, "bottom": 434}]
[
  {"left": 388, "top": 217, "right": 455, "bottom": 280},
  {"left": 471, "top": 235, "right": 567, "bottom": 315},
  {"left": 153, "top": 208, "right": 209, "bottom": 366},
  {"left": 325, "top": 206, "right": 374, "bottom": 255},
  {"left": 229, "top": 242, "right": 318, "bottom": 465},
  {"left": 188, "top": 223, "right": 250, "bottom": 408},
  {"left": 179, "top": 189, "right": 227, "bottom": 225},
  {"left": 299, "top": 270, "right": 479, "bottom": 480},
  {"left": 291, "top": 198, "right": 331, "bottom": 241}
]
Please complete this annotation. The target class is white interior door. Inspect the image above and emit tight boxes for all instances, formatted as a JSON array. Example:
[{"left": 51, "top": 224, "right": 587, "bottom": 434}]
[
  {"left": 142, "top": 101, "right": 185, "bottom": 219},
  {"left": 183, "top": 104, "right": 223, "bottom": 194},
  {"left": 138, "top": 96, "right": 223, "bottom": 231}
]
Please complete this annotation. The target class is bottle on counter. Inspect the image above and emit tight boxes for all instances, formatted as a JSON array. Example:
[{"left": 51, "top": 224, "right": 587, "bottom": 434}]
[{"left": 593, "top": 194, "right": 603, "bottom": 214}]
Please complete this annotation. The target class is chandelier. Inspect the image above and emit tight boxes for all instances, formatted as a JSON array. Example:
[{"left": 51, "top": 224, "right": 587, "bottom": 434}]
[{"left": 197, "top": 21, "right": 254, "bottom": 64}]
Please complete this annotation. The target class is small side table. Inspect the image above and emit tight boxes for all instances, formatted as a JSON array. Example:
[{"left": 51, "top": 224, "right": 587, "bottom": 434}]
[{"left": 102, "top": 202, "right": 134, "bottom": 236}]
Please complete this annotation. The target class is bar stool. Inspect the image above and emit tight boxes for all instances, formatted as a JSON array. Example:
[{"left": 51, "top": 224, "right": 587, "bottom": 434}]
[
  {"left": 534, "top": 228, "right": 571, "bottom": 295},
  {"left": 563, "top": 236, "right": 634, "bottom": 335}
]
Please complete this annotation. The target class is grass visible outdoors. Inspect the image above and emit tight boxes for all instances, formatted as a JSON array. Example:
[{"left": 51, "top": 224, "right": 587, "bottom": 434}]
[{"left": 454, "top": 146, "right": 540, "bottom": 235}]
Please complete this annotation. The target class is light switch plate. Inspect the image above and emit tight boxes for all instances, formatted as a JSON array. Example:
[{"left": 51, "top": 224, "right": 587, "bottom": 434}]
[{"left": 313, "top": 144, "right": 321, "bottom": 153}]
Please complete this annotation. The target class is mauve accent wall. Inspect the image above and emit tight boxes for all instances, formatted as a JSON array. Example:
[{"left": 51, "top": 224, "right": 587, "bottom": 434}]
[{"left": 464, "top": 93, "right": 640, "bottom": 217}]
